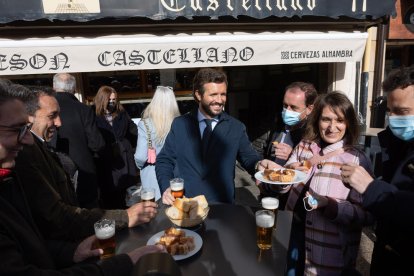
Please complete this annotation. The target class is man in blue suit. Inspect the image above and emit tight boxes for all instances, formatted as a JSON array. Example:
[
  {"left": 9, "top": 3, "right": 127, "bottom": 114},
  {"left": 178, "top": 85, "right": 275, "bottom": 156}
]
[{"left": 156, "top": 68, "right": 275, "bottom": 204}]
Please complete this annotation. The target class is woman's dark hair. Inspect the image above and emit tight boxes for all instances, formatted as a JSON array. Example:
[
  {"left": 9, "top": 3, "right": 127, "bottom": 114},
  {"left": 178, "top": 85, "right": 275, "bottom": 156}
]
[
  {"left": 303, "top": 91, "right": 360, "bottom": 146},
  {"left": 94, "top": 85, "right": 124, "bottom": 116}
]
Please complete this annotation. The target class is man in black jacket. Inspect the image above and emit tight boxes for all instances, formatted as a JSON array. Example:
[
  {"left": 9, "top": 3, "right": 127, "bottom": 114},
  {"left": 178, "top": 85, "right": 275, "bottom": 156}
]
[
  {"left": 15, "top": 87, "right": 158, "bottom": 242},
  {"left": 53, "top": 73, "right": 104, "bottom": 208},
  {"left": 341, "top": 65, "right": 414, "bottom": 275}
]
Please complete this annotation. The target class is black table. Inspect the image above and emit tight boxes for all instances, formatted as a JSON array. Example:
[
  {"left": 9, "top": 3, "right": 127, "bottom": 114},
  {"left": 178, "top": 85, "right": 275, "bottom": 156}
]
[{"left": 117, "top": 204, "right": 292, "bottom": 276}]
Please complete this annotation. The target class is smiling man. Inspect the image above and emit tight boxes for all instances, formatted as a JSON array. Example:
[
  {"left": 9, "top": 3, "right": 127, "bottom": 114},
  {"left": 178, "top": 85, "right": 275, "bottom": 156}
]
[
  {"left": 14, "top": 86, "right": 158, "bottom": 242},
  {"left": 156, "top": 68, "right": 276, "bottom": 204}
]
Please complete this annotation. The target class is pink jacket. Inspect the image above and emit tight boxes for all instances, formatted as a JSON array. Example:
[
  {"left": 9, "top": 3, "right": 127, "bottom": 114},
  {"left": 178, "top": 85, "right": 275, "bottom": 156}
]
[{"left": 286, "top": 140, "right": 374, "bottom": 275}]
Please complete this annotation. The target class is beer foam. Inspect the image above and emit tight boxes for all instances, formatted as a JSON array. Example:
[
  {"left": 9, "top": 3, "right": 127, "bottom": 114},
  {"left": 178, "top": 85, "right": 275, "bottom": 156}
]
[
  {"left": 261, "top": 197, "right": 279, "bottom": 210},
  {"left": 256, "top": 214, "right": 274, "bottom": 228},
  {"left": 170, "top": 182, "right": 184, "bottom": 191},
  {"left": 141, "top": 191, "right": 154, "bottom": 201},
  {"left": 95, "top": 225, "right": 115, "bottom": 239}
]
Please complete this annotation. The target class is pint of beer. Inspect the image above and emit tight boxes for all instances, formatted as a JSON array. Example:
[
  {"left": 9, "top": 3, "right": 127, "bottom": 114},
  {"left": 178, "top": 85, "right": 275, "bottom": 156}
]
[
  {"left": 141, "top": 188, "right": 155, "bottom": 202},
  {"left": 170, "top": 178, "right": 184, "bottom": 199},
  {"left": 255, "top": 210, "right": 275, "bottom": 250},
  {"left": 94, "top": 219, "right": 116, "bottom": 259},
  {"left": 261, "top": 197, "right": 279, "bottom": 229}
]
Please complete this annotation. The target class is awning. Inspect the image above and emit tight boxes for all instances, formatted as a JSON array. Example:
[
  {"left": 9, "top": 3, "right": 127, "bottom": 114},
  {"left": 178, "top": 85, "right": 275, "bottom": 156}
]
[
  {"left": 0, "top": 31, "right": 368, "bottom": 75},
  {"left": 0, "top": 0, "right": 396, "bottom": 23}
]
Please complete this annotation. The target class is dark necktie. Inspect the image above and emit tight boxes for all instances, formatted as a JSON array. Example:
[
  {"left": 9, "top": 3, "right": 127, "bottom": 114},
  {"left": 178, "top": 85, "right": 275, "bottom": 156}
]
[{"left": 202, "top": 119, "right": 213, "bottom": 157}]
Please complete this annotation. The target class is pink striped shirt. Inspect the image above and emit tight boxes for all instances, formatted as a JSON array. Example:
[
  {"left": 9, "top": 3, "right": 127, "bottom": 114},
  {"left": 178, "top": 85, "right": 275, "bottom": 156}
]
[{"left": 286, "top": 139, "right": 374, "bottom": 275}]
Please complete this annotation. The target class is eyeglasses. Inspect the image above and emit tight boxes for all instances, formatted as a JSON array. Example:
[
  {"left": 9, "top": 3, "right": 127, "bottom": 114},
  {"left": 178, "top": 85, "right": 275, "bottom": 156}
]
[
  {"left": 0, "top": 123, "right": 33, "bottom": 143},
  {"left": 157, "top": 86, "right": 173, "bottom": 90}
]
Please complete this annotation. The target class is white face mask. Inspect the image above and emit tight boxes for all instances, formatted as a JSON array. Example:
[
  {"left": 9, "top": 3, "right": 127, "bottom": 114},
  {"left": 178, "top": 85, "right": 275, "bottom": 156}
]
[
  {"left": 282, "top": 108, "right": 305, "bottom": 126},
  {"left": 386, "top": 114, "right": 414, "bottom": 141},
  {"left": 303, "top": 195, "right": 318, "bottom": 211}
]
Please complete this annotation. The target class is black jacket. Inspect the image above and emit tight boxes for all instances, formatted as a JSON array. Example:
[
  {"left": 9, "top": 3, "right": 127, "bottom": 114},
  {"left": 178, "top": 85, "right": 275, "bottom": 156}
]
[
  {"left": 15, "top": 136, "right": 129, "bottom": 241},
  {"left": 0, "top": 173, "right": 133, "bottom": 275},
  {"left": 95, "top": 110, "right": 138, "bottom": 209},
  {"left": 363, "top": 128, "right": 414, "bottom": 275},
  {"left": 54, "top": 92, "right": 104, "bottom": 174}
]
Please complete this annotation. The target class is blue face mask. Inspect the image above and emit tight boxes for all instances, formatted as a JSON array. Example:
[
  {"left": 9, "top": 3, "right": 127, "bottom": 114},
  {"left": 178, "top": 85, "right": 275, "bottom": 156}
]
[
  {"left": 387, "top": 115, "right": 414, "bottom": 141},
  {"left": 282, "top": 108, "right": 304, "bottom": 126}
]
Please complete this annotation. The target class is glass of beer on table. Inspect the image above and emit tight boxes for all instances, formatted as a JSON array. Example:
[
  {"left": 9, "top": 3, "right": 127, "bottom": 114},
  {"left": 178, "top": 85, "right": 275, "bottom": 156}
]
[
  {"left": 261, "top": 197, "right": 279, "bottom": 229},
  {"left": 170, "top": 178, "right": 184, "bottom": 199},
  {"left": 255, "top": 210, "right": 275, "bottom": 250},
  {"left": 94, "top": 219, "right": 116, "bottom": 259},
  {"left": 141, "top": 187, "right": 155, "bottom": 202}
]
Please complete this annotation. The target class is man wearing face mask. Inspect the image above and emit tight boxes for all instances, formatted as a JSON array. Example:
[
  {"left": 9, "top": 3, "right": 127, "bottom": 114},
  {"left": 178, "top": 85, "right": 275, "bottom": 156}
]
[
  {"left": 341, "top": 65, "right": 414, "bottom": 275},
  {"left": 260, "top": 82, "right": 317, "bottom": 203},
  {"left": 264, "top": 82, "right": 317, "bottom": 165},
  {"left": 53, "top": 73, "right": 105, "bottom": 208}
]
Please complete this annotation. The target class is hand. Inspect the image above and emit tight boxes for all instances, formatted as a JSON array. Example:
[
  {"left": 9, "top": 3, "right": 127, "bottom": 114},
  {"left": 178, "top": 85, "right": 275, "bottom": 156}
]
[
  {"left": 257, "top": 159, "right": 282, "bottom": 171},
  {"left": 268, "top": 183, "right": 291, "bottom": 193},
  {"left": 274, "top": 143, "right": 293, "bottom": 161},
  {"left": 127, "top": 244, "right": 167, "bottom": 263},
  {"left": 127, "top": 201, "right": 158, "bottom": 227},
  {"left": 73, "top": 235, "right": 103, "bottom": 263},
  {"left": 341, "top": 163, "right": 373, "bottom": 194},
  {"left": 162, "top": 187, "right": 175, "bottom": 205}
]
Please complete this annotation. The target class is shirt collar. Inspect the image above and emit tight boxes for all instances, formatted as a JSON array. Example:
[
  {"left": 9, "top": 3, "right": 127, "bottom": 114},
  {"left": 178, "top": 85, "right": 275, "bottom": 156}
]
[
  {"left": 30, "top": 130, "right": 45, "bottom": 143},
  {"left": 197, "top": 109, "right": 219, "bottom": 123}
]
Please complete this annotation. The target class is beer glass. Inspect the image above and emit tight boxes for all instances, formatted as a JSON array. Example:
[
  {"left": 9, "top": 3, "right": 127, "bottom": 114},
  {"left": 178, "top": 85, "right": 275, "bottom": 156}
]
[
  {"left": 170, "top": 178, "right": 184, "bottom": 199},
  {"left": 261, "top": 197, "right": 279, "bottom": 229},
  {"left": 255, "top": 210, "right": 275, "bottom": 250},
  {"left": 141, "top": 187, "right": 155, "bottom": 202},
  {"left": 94, "top": 219, "right": 116, "bottom": 259}
]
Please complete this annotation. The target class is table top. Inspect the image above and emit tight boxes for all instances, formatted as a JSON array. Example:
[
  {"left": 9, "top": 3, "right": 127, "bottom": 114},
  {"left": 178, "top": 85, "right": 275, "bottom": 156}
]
[{"left": 116, "top": 203, "right": 292, "bottom": 276}]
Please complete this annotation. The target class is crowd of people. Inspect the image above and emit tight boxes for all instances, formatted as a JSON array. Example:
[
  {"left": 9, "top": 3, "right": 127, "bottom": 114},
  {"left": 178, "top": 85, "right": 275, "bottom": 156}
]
[{"left": 0, "top": 65, "right": 413, "bottom": 275}]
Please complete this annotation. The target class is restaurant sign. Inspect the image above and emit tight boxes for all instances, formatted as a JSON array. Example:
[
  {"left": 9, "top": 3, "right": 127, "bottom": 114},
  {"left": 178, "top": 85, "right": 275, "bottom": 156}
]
[
  {"left": 0, "top": 32, "right": 368, "bottom": 76},
  {"left": 0, "top": 0, "right": 396, "bottom": 23}
]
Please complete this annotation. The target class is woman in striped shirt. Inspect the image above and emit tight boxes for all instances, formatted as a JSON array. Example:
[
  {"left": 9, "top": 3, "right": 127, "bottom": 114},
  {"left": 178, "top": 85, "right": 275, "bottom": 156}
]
[{"left": 284, "top": 91, "right": 374, "bottom": 275}]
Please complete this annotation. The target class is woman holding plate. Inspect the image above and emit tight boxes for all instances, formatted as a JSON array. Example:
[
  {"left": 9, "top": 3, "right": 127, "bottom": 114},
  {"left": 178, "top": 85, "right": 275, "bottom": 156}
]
[{"left": 283, "top": 92, "right": 374, "bottom": 276}]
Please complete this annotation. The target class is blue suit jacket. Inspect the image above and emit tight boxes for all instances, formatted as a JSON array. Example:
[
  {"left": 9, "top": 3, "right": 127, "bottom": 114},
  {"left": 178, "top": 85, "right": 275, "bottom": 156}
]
[{"left": 156, "top": 109, "right": 260, "bottom": 203}]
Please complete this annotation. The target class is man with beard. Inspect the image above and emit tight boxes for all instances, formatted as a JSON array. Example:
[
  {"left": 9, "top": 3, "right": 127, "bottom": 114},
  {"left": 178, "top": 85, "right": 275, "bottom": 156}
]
[
  {"left": 15, "top": 87, "right": 158, "bottom": 241},
  {"left": 156, "top": 68, "right": 276, "bottom": 204}
]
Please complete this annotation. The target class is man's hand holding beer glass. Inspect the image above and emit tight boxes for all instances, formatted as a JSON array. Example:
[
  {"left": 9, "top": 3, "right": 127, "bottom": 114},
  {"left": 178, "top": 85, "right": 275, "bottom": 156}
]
[
  {"left": 162, "top": 178, "right": 185, "bottom": 205},
  {"left": 73, "top": 235, "right": 103, "bottom": 263},
  {"left": 127, "top": 201, "right": 158, "bottom": 226}
]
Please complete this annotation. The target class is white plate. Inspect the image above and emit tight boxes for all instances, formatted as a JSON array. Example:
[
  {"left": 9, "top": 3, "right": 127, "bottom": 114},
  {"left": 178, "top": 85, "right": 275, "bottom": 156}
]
[
  {"left": 146, "top": 229, "right": 203, "bottom": 261},
  {"left": 254, "top": 169, "right": 309, "bottom": 185}
]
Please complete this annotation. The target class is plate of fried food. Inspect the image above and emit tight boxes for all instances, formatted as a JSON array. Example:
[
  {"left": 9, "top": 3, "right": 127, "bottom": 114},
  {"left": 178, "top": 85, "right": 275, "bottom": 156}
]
[
  {"left": 255, "top": 168, "right": 309, "bottom": 185},
  {"left": 147, "top": 227, "right": 202, "bottom": 261}
]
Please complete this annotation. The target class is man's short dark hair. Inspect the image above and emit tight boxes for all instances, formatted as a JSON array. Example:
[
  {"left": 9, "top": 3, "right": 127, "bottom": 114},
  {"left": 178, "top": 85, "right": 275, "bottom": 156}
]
[
  {"left": 285, "top": 82, "right": 318, "bottom": 106},
  {"left": 0, "top": 79, "right": 34, "bottom": 117},
  {"left": 382, "top": 65, "right": 414, "bottom": 93},
  {"left": 24, "top": 86, "right": 56, "bottom": 116},
  {"left": 192, "top": 68, "right": 228, "bottom": 101}
]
